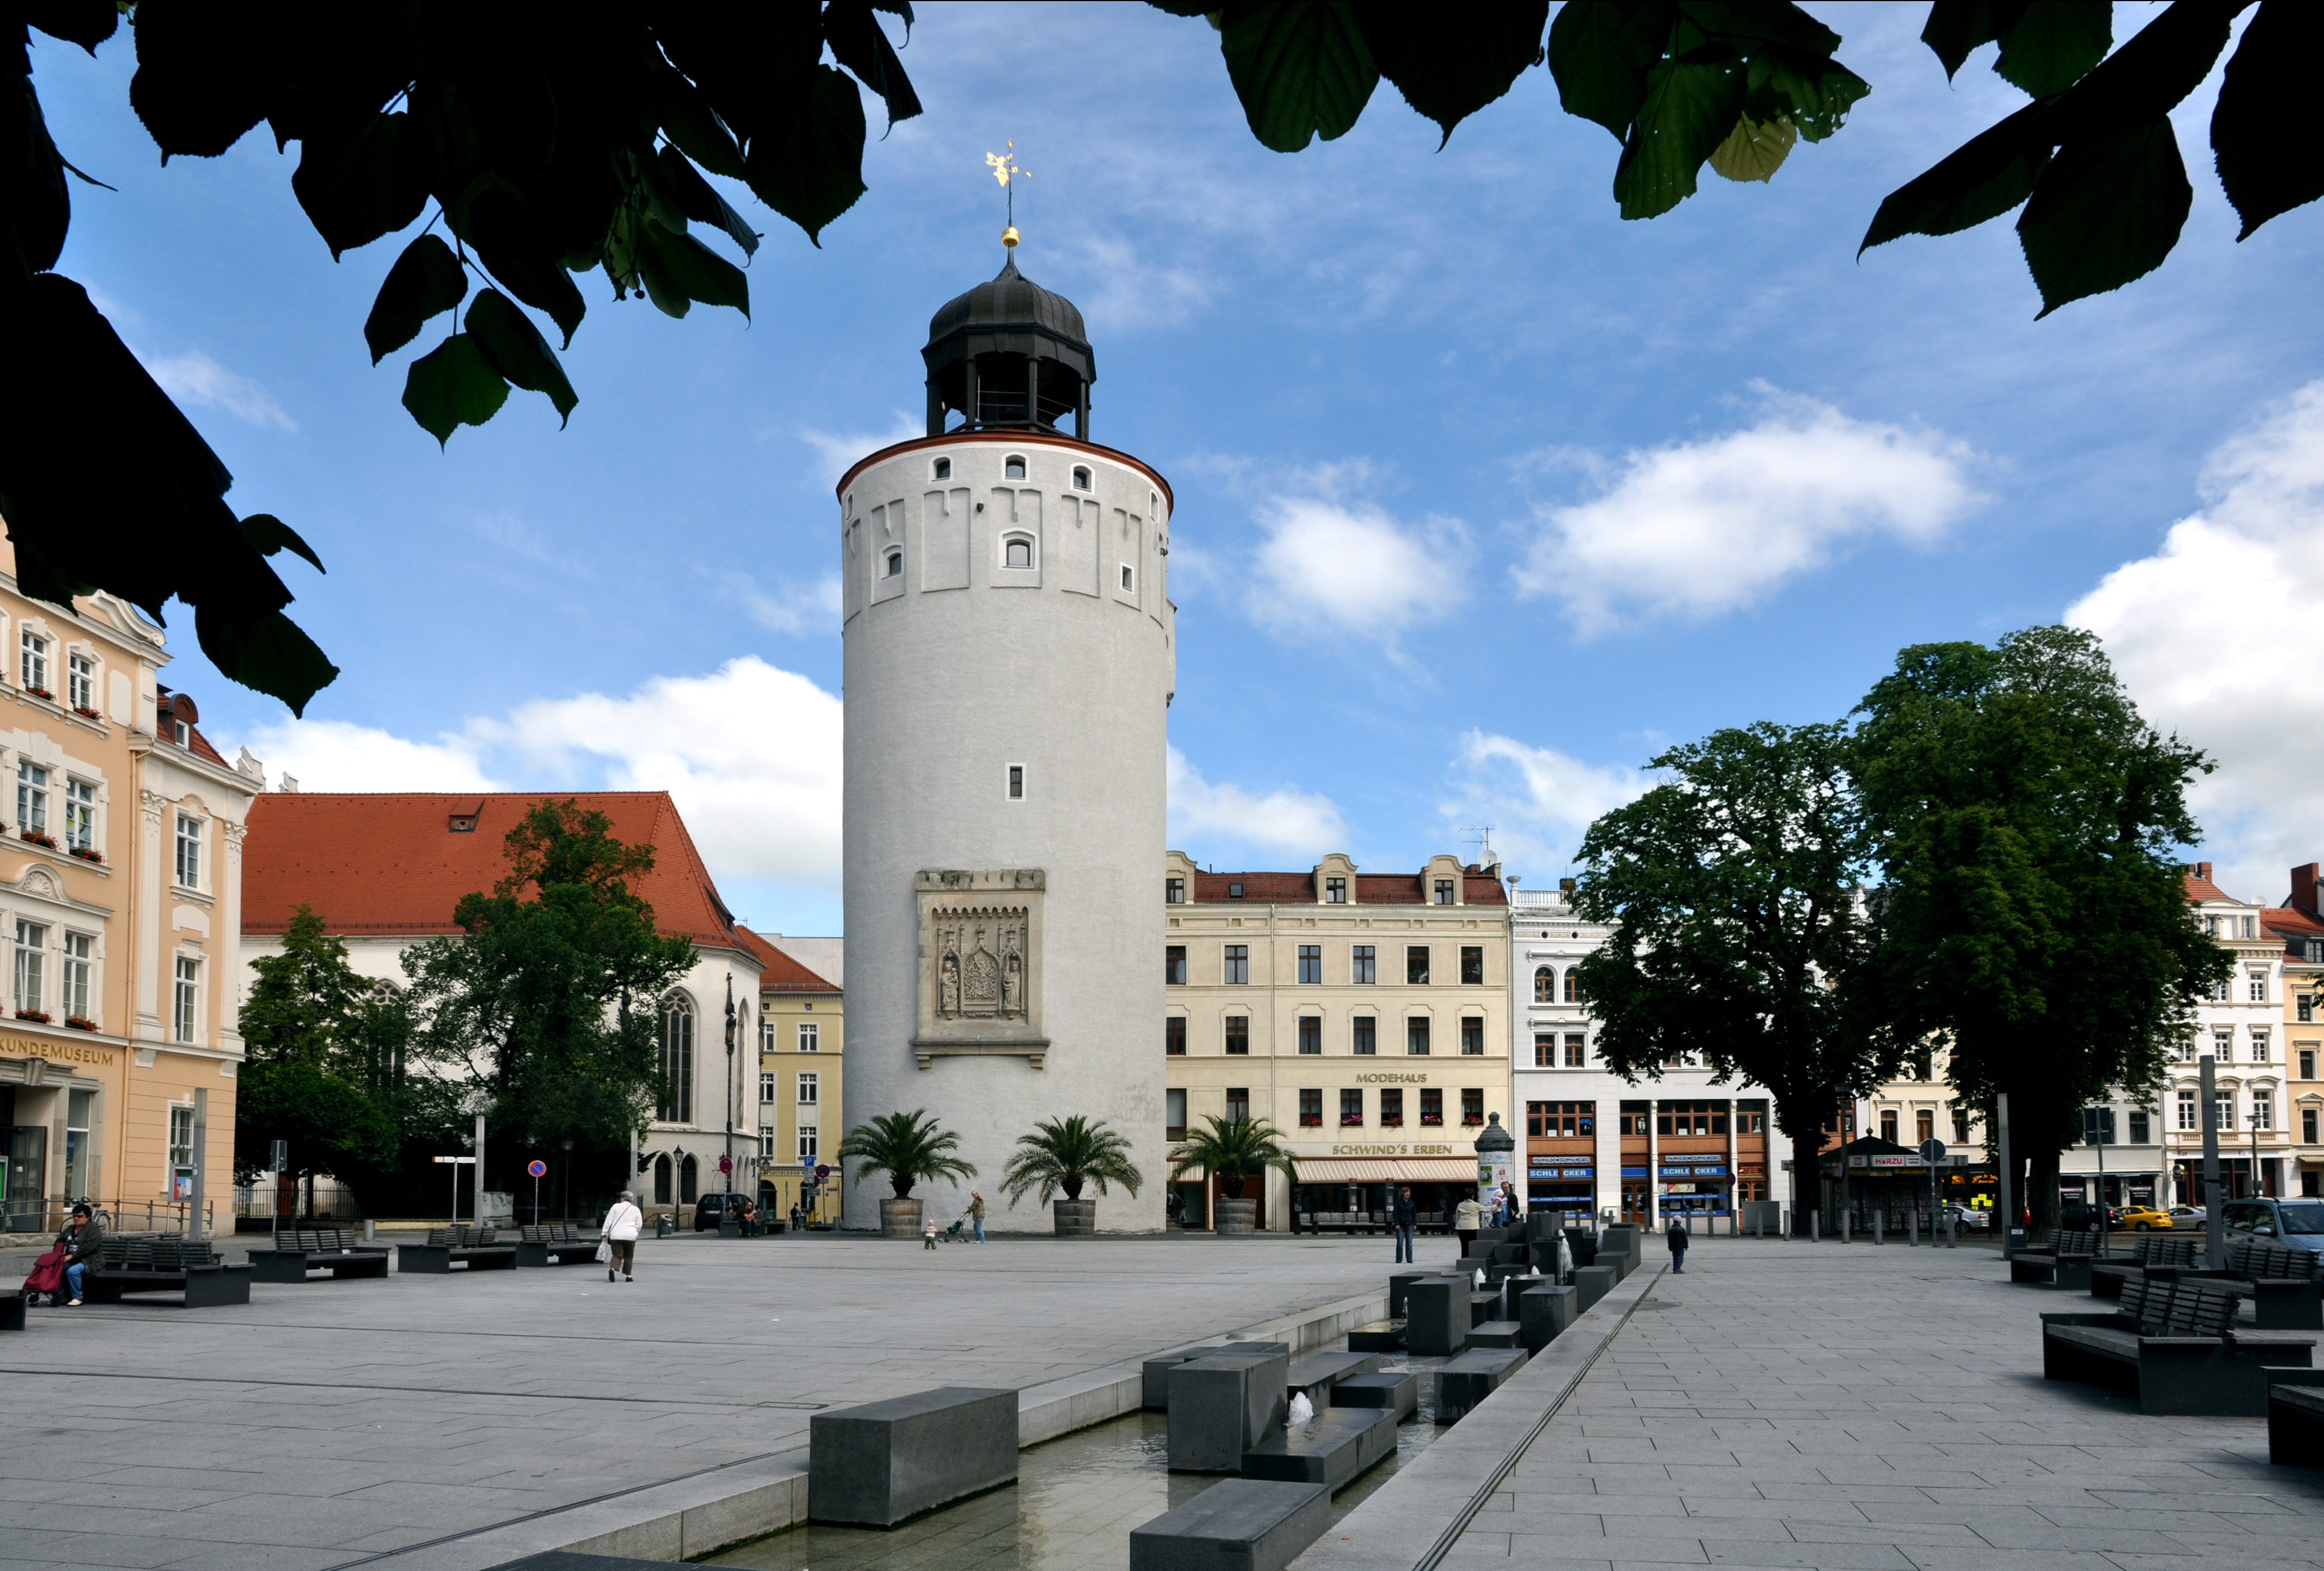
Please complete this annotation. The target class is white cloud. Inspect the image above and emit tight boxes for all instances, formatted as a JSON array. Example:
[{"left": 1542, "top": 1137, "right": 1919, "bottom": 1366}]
[
  {"left": 1169, "top": 747, "right": 1347, "bottom": 858},
  {"left": 1243, "top": 471, "right": 1470, "bottom": 650},
  {"left": 1441, "top": 732, "right": 1649, "bottom": 877},
  {"left": 230, "top": 657, "right": 844, "bottom": 895},
  {"left": 797, "top": 413, "right": 923, "bottom": 491},
  {"left": 730, "top": 572, "right": 842, "bottom": 636},
  {"left": 1514, "top": 386, "right": 1978, "bottom": 636},
  {"left": 142, "top": 349, "right": 298, "bottom": 432},
  {"left": 2069, "top": 380, "right": 2324, "bottom": 905},
  {"left": 1067, "top": 233, "right": 1219, "bottom": 333}
]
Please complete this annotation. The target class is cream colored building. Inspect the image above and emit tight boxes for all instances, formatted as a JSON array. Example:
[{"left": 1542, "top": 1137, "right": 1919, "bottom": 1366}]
[
  {"left": 742, "top": 929, "right": 842, "bottom": 1223},
  {"left": 0, "top": 540, "right": 256, "bottom": 1235},
  {"left": 1163, "top": 850, "right": 1510, "bottom": 1230}
]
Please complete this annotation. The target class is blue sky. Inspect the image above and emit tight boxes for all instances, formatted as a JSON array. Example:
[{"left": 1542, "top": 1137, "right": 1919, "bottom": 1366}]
[{"left": 32, "top": 4, "right": 2324, "bottom": 934}]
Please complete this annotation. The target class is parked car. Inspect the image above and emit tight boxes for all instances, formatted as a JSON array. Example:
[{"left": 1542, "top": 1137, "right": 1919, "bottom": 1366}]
[
  {"left": 2118, "top": 1205, "right": 2174, "bottom": 1231},
  {"left": 1940, "top": 1204, "right": 1990, "bottom": 1231},
  {"left": 2058, "top": 1203, "right": 2122, "bottom": 1231},
  {"left": 2170, "top": 1205, "right": 2206, "bottom": 1223},
  {"left": 692, "top": 1192, "right": 757, "bottom": 1232},
  {"left": 2220, "top": 1198, "right": 2324, "bottom": 1253}
]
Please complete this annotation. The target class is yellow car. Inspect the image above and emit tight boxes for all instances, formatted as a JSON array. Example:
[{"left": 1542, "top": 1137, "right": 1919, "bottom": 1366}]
[{"left": 2120, "top": 1205, "right": 2174, "bottom": 1231}]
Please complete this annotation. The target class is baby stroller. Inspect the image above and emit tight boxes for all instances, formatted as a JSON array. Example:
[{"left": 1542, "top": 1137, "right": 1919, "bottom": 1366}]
[
  {"left": 936, "top": 1214, "right": 969, "bottom": 1243},
  {"left": 22, "top": 1244, "right": 67, "bottom": 1307}
]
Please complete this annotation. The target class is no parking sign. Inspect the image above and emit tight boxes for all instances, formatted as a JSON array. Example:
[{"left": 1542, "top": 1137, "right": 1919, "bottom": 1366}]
[{"left": 527, "top": 1160, "right": 547, "bottom": 1178}]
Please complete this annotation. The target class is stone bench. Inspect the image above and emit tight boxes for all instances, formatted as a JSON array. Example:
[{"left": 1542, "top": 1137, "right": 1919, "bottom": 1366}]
[
  {"left": 1131, "top": 1478, "right": 1329, "bottom": 1571},
  {"left": 1346, "top": 1320, "right": 1405, "bottom": 1352},
  {"left": 1169, "top": 1347, "right": 1290, "bottom": 1472},
  {"left": 246, "top": 1226, "right": 392, "bottom": 1283},
  {"left": 1467, "top": 1320, "right": 1524, "bottom": 1349},
  {"left": 1519, "top": 1284, "right": 1577, "bottom": 1353},
  {"left": 1330, "top": 1371, "right": 1417, "bottom": 1421},
  {"left": 1437, "top": 1346, "right": 1528, "bottom": 1424},
  {"left": 2267, "top": 1371, "right": 2324, "bottom": 1468},
  {"left": 809, "top": 1386, "right": 1017, "bottom": 1526},
  {"left": 1240, "top": 1406, "right": 1396, "bottom": 1490},
  {"left": 0, "top": 1289, "right": 22, "bottom": 1332},
  {"left": 1145, "top": 1342, "right": 1289, "bottom": 1410},
  {"left": 1574, "top": 1263, "right": 1617, "bottom": 1312},
  {"left": 398, "top": 1225, "right": 517, "bottom": 1275},
  {"left": 515, "top": 1223, "right": 602, "bottom": 1268},
  {"left": 1404, "top": 1277, "right": 1468, "bottom": 1356},
  {"left": 1285, "top": 1350, "right": 1378, "bottom": 1405},
  {"left": 2042, "top": 1277, "right": 2312, "bottom": 1415}
]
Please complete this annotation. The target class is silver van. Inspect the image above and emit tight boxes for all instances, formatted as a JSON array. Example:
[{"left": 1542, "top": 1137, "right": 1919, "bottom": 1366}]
[{"left": 2219, "top": 1197, "right": 2324, "bottom": 1254}]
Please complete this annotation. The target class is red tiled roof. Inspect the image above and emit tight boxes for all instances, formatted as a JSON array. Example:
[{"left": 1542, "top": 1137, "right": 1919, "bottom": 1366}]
[
  {"left": 243, "top": 792, "right": 747, "bottom": 949},
  {"left": 1192, "top": 870, "right": 1509, "bottom": 907},
  {"left": 737, "top": 927, "right": 841, "bottom": 993},
  {"left": 2184, "top": 871, "right": 2231, "bottom": 903},
  {"left": 187, "top": 727, "right": 230, "bottom": 769}
]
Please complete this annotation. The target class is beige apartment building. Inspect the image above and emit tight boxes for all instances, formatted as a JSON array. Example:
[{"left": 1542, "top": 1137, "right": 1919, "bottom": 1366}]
[
  {"left": 741, "top": 929, "right": 842, "bottom": 1224},
  {"left": 0, "top": 545, "right": 257, "bottom": 1235},
  {"left": 1163, "top": 850, "right": 1510, "bottom": 1230}
]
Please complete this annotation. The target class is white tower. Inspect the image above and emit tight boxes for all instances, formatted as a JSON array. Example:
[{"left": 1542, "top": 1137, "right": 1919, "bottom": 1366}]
[{"left": 837, "top": 243, "right": 1173, "bottom": 1232}]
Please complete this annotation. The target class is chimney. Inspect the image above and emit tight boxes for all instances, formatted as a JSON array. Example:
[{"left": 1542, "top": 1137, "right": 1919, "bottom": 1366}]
[
  {"left": 2295, "top": 864, "right": 2322, "bottom": 918},
  {"left": 2194, "top": 862, "right": 2214, "bottom": 883}
]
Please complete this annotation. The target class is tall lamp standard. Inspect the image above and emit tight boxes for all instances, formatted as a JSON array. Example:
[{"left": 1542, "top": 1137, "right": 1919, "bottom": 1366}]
[
  {"left": 2252, "top": 1101, "right": 2268, "bottom": 1200},
  {"left": 723, "top": 977, "right": 737, "bottom": 1191},
  {"left": 462, "top": 1090, "right": 491, "bottom": 1229},
  {"left": 560, "top": 1135, "right": 574, "bottom": 1222}
]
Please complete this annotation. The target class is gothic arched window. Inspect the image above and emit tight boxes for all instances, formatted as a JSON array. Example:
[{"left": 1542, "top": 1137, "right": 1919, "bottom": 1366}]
[
  {"left": 653, "top": 1152, "right": 672, "bottom": 1205},
  {"left": 658, "top": 993, "right": 695, "bottom": 1123},
  {"left": 679, "top": 1154, "right": 699, "bottom": 1204}
]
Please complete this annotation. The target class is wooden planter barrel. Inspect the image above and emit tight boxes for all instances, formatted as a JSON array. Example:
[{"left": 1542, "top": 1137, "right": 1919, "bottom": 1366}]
[
  {"left": 1217, "top": 1198, "right": 1258, "bottom": 1234},
  {"left": 1054, "top": 1198, "right": 1097, "bottom": 1236},
  {"left": 880, "top": 1197, "right": 923, "bottom": 1239}
]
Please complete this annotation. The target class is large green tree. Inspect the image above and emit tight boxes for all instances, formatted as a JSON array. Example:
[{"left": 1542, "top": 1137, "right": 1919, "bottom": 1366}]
[
  {"left": 235, "top": 905, "right": 402, "bottom": 1213},
  {"left": 1850, "top": 626, "right": 2228, "bottom": 1239},
  {"left": 400, "top": 800, "right": 696, "bottom": 1187},
  {"left": 1570, "top": 721, "right": 1894, "bottom": 1228}
]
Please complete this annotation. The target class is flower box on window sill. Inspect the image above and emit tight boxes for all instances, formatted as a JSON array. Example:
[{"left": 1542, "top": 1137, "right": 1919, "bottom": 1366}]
[
  {"left": 1420, "top": 1115, "right": 1444, "bottom": 1126},
  {"left": 18, "top": 831, "right": 55, "bottom": 849},
  {"left": 1299, "top": 1117, "right": 1322, "bottom": 1127},
  {"left": 64, "top": 1015, "right": 96, "bottom": 1032},
  {"left": 15, "top": 1010, "right": 50, "bottom": 1024},
  {"left": 24, "top": 687, "right": 52, "bottom": 702},
  {"left": 68, "top": 846, "right": 103, "bottom": 864},
  {"left": 1461, "top": 1115, "right": 1485, "bottom": 1127},
  {"left": 1381, "top": 1119, "right": 1404, "bottom": 1128},
  {"left": 1338, "top": 1117, "right": 1363, "bottom": 1127},
  {"left": 73, "top": 705, "right": 100, "bottom": 721}
]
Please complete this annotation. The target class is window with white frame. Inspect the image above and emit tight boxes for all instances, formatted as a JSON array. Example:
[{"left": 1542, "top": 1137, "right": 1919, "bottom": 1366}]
[
  {"left": 67, "top": 651, "right": 94, "bottom": 713},
  {"left": 2255, "top": 1089, "right": 2275, "bottom": 1130},
  {"left": 63, "top": 779, "right": 94, "bottom": 853},
  {"left": 759, "top": 1127, "right": 778, "bottom": 1159},
  {"left": 13, "top": 921, "right": 44, "bottom": 1015},
  {"left": 1002, "top": 531, "right": 1036, "bottom": 569},
  {"left": 19, "top": 628, "right": 47, "bottom": 694},
  {"left": 173, "top": 955, "right": 199, "bottom": 1043},
  {"left": 759, "top": 1072, "right": 777, "bottom": 1104},
  {"left": 17, "top": 761, "right": 48, "bottom": 838},
  {"left": 2252, "top": 1030, "right": 2271, "bottom": 1062},
  {"left": 169, "top": 1105, "right": 193, "bottom": 1171},
  {"left": 61, "top": 931, "right": 90, "bottom": 1021},
  {"left": 2216, "top": 1029, "right": 2235, "bottom": 1060},
  {"left": 798, "top": 1071, "right": 819, "bottom": 1105},
  {"left": 2251, "top": 970, "right": 2270, "bottom": 1003},
  {"left": 797, "top": 1125, "right": 819, "bottom": 1161},
  {"left": 798, "top": 1021, "right": 819, "bottom": 1052},
  {"left": 2244, "top": 915, "right": 2260, "bottom": 939},
  {"left": 2178, "top": 1088, "right": 2198, "bottom": 1130},
  {"left": 759, "top": 1019, "right": 776, "bottom": 1052},
  {"left": 175, "top": 813, "right": 202, "bottom": 888}
]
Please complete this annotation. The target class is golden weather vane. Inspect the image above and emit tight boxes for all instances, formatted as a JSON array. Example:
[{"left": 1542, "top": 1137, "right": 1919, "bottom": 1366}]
[{"left": 985, "top": 142, "right": 1028, "bottom": 249}]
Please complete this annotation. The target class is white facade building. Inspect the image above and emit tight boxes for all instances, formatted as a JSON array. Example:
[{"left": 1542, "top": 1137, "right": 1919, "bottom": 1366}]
[
  {"left": 838, "top": 249, "right": 1173, "bottom": 1233},
  {"left": 2169, "top": 862, "right": 2290, "bottom": 1204}
]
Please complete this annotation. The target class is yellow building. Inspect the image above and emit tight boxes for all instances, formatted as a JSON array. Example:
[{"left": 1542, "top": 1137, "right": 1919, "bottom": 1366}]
[
  {"left": 741, "top": 929, "right": 842, "bottom": 1225},
  {"left": 1163, "top": 850, "right": 1512, "bottom": 1231},
  {"left": 0, "top": 546, "right": 255, "bottom": 1236}
]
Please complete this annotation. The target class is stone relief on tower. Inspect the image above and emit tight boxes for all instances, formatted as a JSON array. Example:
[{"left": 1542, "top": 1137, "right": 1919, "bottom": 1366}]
[{"left": 913, "top": 868, "right": 1047, "bottom": 1068}]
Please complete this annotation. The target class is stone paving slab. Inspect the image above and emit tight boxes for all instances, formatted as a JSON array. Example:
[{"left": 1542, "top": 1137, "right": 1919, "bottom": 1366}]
[{"left": 0, "top": 1230, "right": 1429, "bottom": 1569}]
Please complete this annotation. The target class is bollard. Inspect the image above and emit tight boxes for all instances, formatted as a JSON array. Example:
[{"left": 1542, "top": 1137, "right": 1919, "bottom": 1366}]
[
  {"left": 1908, "top": 1208, "right": 1918, "bottom": 1246},
  {"left": 1809, "top": 1209, "right": 1820, "bottom": 1241},
  {"left": 1873, "top": 1210, "right": 1883, "bottom": 1245},
  {"left": 1842, "top": 1211, "right": 1852, "bottom": 1244}
]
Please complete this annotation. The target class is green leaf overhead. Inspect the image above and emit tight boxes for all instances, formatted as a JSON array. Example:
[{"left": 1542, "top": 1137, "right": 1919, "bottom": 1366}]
[
  {"left": 237, "top": 513, "right": 328, "bottom": 575},
  {"left": 1861, "top": 103, "right": 2054, "bottom": 249},
  {"left": 401, "top": 333, "right": 510, "bottom": 447},
  {"left": 2211, "top": 2, "right": 2324, "bottom": 239},
  {"left": 1355, "top": 0, "right": 1551, "bottom": 148},
  {"left": 1616, "top": 58, "right": 1746, "bottom": 219},
  {"left": 1219, "top": 0, "right": 1381, "bottom": 152},
  {"left": 464, "top": 289, "right": 578, "bottom": 424},
  {"left": 1548, "top": 0, "right": 1680, "bottom": 140},
  {"left": 2018, "top": 118, "right": 2193, "bottom": 315},
  {"left": 364, "top": 233, "right": 469, "bottom": 363},
  {"left": 740, "top": 64, "right": 871, "bottom": 244},
  {"left": 1922, "top": 1, "right": 2113, "bottom": 95},
  {"left": 633, "top": 217, "right": 751, "bottom": 321}
]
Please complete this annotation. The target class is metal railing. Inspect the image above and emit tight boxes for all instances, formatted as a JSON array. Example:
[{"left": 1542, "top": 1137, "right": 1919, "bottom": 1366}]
[{"left": 2, "top": 1197, "right": 216, "bottom": 1237}]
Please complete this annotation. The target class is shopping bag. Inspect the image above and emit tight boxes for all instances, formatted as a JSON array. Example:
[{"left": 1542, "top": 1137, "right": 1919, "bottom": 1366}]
[
  {"left": 594, "top": 1239, "right": 612, "bottom": 1264},
  {"left": 24, "top": 1245, "right": 66, "bottom": 1295}
]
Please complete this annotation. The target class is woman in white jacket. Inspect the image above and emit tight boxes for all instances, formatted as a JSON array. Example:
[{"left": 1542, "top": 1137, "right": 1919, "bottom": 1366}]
[{"left": 601, "top": 1189, "right": 644, "bottom": 1282}]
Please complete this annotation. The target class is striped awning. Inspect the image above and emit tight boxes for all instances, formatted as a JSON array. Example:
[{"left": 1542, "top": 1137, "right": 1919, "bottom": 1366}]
[{"left": 1292, "top": 1157, "right": 1480, "bottom": 1184}]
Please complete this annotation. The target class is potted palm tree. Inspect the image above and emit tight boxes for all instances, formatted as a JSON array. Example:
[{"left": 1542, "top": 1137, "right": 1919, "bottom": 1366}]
[
  {"left": 1169, "top": 1114, "right": 1298, "bottom": 1234},
  {"left": 1000, "top": 1115, "right": 1144, "bottom": 1236},
  {"left": 835, "top": 1109, "right": 977, "bottom": 1238}
]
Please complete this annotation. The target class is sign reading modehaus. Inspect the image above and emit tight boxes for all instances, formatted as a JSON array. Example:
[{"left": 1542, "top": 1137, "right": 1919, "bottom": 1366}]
[{"left": 912, "top": 869, "right": 1050, "bottom": 1070}]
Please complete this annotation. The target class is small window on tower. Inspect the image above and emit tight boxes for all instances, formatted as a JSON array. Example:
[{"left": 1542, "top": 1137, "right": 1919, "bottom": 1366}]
[
  {"left": 1007, "top": 764, "right": 1025, "bottom": 801},
  {"left": 1072, "top": 467, "right": 1091, "bottom": 491},
  {"left": 1005, "top": 456, "right": 1027, "bottom": 480},
  {"left": 1121, "top": 564, "right": 1135, "bottom": 592},
  {"left": 884, "top": 549, "right": 903, "bottom": 578},
  {"left": 933, "top": 457, "right": 951, "bottom": 480},
  {"left": 1003, "top": 533, "right": 1035, "bottom": 569}
]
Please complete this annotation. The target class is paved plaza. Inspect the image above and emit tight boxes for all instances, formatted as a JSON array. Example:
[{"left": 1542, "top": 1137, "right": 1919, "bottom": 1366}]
[{"left": 0, "top": 1229, "right": 1406, "bottom": 1571}]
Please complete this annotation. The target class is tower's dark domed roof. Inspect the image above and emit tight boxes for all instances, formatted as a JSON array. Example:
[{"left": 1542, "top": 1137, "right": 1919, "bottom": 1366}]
[
  {"left": 927, "top": 254, "right": 1091, "bottom": 364},
  {"left": 921, "top": 253, "right": 1096, "bottom": 436}
]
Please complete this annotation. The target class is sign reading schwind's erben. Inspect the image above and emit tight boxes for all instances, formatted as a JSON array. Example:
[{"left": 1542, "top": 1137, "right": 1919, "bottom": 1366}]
[{"left": 912, "top": 870, "right": 1049, "bottom": 1069}]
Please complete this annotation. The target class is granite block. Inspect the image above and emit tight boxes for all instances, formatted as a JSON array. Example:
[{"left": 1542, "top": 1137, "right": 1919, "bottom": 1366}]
[
  {"left": 808, "top": 1386, "right": 1017, "bottom": 1527},
  {"left": 1330, "top": 1371, "right": 1419, "bottom": 1421},
  {"left": 1240, "top": 1406, "right": 1397, "bottom": 1490},
  {"left": 1169, "top": 1349, "right": 1290, "bottom": 1472},
  {"left": 1519, "top": 1284, "right": 1577, "bottom": 1352},
  {"left": 1406, "top": 1277, "right": 1468, "bottom": 1357},
  {"left": 1436, "top": 1347, "right": 1528, "bottom": 1425},
  {"left": 1130, "top": 1479, "right": 1330, "bottom": 1571}
]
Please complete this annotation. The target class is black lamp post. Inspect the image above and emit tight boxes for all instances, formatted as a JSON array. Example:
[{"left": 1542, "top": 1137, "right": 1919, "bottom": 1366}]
[{"left": 560, "top": 1135, "right": 574, "bottom": 1222}]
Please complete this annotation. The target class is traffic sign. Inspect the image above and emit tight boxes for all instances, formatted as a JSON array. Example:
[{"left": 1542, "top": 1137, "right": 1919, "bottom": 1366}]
[
  {"left": 718, "top": 1155, "right": 733, "bottom": 1175},
  {"left": 527, "top": 1159, "right": 547, "bottom": 1178},
  {"left": 815, "top": 1163, "right": 830, "bottom": 1180},
  {"left": 431, "top": 1155, "right": 476, "bottom": 1164},
  {"left": 1918, "top": 1138, "right": 1947, "bottom": 1165}
]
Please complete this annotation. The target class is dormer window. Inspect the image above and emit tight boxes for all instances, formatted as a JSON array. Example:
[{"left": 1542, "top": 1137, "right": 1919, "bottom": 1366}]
[
  {"left": 172, "top": 719, "right": 190, "bottom": 746},
  {"left": 1228, "top": 882, "right": 1244, "bottom": 900},
  {"left": 1002, "top": 532, "right": 1036, "bottom": 569},
  {"left": 1434, "top": 879, "right": 1455, "bottom": 905},
  {"left": 933, "top": 457, "right": 952, "bottom": 480},
  {"left": 1166, "top": 877, "right": 1185, "bottom": 904},
  {"left": 1072, "top": 466, "right": 1091, "bottom": 491},
  {"left": 884, "top": 549, "right": 903, "bottom": 578},
  {"left": 448, "top": 814, "right": 477, "bottom": 833},
  {"left": 1005, "top": 456, "right": 1027, "bottom": 480},
  {"left": 1326, "top": 877, "right": 1346, "bottom": 904}
]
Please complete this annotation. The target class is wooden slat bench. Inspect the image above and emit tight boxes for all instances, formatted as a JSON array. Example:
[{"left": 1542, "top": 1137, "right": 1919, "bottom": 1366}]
[
  {"left": 245, "top": 1226, "right": 393, "bottom": 1284},
  {"left": 2011, "top": 1225, "right": 2104, "bottom": 1289},
  {"left": 2209, "top": 1237, "right": 2324, "bottom": 1330},
  {"left": 2090, "top": 1234, "right": 2198, "bottom": 1299},
  {"left": 515, "top": 1223, "right": 601, "bottom": 1267},
  {"left": 83, "top": 1237, "right": 253, "bottom": 1308},
  {"left": 396, "top": 1225, "right": 517, "bottom": 1274},
  {"left": 2042, "top": 1276, "right": 2313, "bottom": 1414}
]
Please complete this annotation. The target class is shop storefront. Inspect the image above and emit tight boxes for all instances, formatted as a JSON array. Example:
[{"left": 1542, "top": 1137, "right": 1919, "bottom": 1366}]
[
  {"left": 1527, "top": 1155, "right": 1595, "bottom": 1216},
  {"left": 1291, "top": 1154, "right": 1477, "bottom": 1230},
  {"left": 1657, "top": 1154, "right": 1731, "bottom": 1218}
]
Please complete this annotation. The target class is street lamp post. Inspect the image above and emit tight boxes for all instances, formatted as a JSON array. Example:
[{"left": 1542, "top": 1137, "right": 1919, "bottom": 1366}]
[
  {"left": 723, "top": 977, "right": 737, "bottom": 1192},
  {"left": 462, "top": 1090, "right": 490, "bottom": 1229},
  {"left": 2252, "top": 1103, "right": 2267, "bottom": 1201},
  {"left": 561, "top": 1135, "right": 574, "bottom": 1223}
]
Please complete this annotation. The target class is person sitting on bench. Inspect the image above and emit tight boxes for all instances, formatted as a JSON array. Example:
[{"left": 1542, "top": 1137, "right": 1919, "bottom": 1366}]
[{"left": 58, "top": 1204, "right": 100, "bottom": 1307}]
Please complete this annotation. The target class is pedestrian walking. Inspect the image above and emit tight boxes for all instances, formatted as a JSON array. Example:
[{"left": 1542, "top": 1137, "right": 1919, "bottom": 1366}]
[
  {"left": 600, "top": 1189, "right": 643, "bottom": 1282},
  {"left": 1665, "top": 1214, "right": 1689, "bottom": 1273},
  {"left": 924, "top": 1215, "right": 939, "bottom": 1249},
  {"left": 1453, "top": 1194, "right": 1482, "bottom": 1257},
  {"left": 970, "top": 1190, "right": 987, "bottom": 1243},
  {"left": 1391, "top": 1186, "right": 1417, "bottom": 1263}
]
